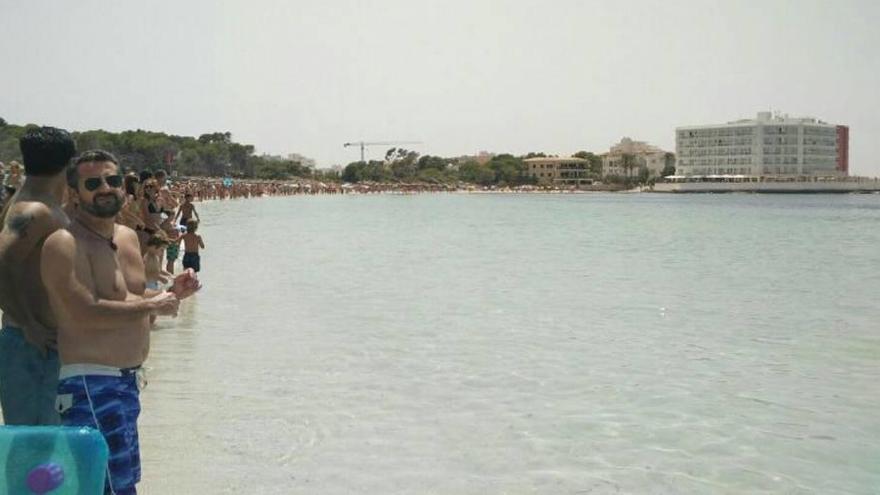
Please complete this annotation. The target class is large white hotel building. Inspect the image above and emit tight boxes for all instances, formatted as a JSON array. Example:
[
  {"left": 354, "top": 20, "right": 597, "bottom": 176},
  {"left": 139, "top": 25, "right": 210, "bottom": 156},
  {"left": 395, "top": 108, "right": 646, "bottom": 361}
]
[{"left": 675, "top": 112, "right": 849, "bottom": 177}]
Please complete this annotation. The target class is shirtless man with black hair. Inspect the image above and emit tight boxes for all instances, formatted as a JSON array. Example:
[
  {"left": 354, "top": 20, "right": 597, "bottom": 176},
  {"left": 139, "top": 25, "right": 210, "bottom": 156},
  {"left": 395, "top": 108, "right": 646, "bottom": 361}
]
[
  {"left": 0, "top": 126, "right": 76, "bottom": 425},
  {"left": 42, "top": 150, "right": 200, "bottom": 494}
]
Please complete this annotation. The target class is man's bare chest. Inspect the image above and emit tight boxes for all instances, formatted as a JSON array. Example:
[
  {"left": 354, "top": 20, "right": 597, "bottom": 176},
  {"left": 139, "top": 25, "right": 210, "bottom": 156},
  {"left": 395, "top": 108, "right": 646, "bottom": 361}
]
[{"left": 75, "top": 241, "right": 144, "bottom": 300}]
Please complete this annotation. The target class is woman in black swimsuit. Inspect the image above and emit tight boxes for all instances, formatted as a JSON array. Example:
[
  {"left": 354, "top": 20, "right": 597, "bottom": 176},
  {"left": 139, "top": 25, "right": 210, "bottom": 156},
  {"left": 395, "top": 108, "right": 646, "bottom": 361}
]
[{"left": 139, "top": 179, "right": 164, "bottom": 253}]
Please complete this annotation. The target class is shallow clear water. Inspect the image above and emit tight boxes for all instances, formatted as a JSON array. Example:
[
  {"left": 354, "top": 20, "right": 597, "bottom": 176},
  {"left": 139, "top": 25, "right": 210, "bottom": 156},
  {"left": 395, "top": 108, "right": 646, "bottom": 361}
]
[{"left": 130, "top": 194, "right": 878, "bottom": 493}]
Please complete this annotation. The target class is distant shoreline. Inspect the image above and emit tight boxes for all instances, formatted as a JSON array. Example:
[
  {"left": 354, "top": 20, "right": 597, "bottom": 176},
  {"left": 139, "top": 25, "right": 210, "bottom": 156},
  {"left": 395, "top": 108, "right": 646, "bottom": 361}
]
[{"left": 177, "top": 175, "right": 880, "bottom": 198}]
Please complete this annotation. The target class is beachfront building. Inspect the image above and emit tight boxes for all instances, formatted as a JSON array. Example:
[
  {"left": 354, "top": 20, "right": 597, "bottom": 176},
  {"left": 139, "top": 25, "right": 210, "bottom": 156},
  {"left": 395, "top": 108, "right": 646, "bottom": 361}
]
[
  {"left": 524, "top": 156, "right": 591, "bottom": 186},
  {"left": 601, "top": 137, "right": 672, "bottom": 179},
  {"left": 456, "top": 151, "right": 495, "bottom": 165},
  {"left": 676, "top": 112, "right": 849, "bottom": 177}
]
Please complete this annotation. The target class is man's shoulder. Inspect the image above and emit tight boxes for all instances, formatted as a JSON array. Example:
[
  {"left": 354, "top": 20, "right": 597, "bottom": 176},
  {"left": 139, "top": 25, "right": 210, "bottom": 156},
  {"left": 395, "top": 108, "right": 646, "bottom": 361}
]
[
  {"left": 2, "top": 200, "right": 60, "bottom": 238},
  {"left": 114, "top": 223, "right": 137, "bottom": 238},
  {"left": 111, "top": 223, "right": 137, "bottom": 245},
  {"left": 5, "top": 200, "right": 54, "bottom": 223},
  {"left": 45, "top": 226, "right": 75, "bottom": 241},
  {"left": 43, "top": 227, "right": 76, "bottom": 253}
]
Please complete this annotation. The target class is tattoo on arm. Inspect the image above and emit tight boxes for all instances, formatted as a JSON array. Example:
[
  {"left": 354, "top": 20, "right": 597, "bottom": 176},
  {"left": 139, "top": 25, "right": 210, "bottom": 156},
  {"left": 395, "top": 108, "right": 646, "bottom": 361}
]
[{"left": 8, "top": 214, "right": 33, "bottom": 237}]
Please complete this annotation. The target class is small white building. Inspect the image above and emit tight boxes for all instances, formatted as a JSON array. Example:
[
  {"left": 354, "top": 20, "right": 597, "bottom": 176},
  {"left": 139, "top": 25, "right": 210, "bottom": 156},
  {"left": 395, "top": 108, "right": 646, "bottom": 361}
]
[{"left": 601, "top": 138, "right": 672, "bottom": 178}]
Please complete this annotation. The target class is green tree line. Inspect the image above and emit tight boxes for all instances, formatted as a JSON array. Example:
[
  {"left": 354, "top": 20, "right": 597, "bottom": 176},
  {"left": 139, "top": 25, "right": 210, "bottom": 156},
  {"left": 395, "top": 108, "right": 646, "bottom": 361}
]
[
  {"left": 340, "top": 151, "right": 540, "bottom": 186},
  {"left": 0, "top": 118, "right": 325, "bottom": 181}
]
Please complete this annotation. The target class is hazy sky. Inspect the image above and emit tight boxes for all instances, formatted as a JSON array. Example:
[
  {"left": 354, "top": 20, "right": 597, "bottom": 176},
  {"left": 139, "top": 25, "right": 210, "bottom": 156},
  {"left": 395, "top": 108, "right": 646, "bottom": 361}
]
[{"left": 2, "top": 0, "right": 878, "bottom": 175}]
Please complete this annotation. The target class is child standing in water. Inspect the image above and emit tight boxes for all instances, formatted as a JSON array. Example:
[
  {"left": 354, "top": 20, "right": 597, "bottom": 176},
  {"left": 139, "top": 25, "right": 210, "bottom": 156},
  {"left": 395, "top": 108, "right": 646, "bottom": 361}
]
[
  {"left": 175, "top": 192, "right": 199, "bottom": 227},
  {"left": 182, "top": 219, "right": 205, "bottom": 272},
  {"left": 144, "top": 231, "right": 172, "bottom": 290},
  {"left": 165, "top": 224, "right": 182, "bottom": 274}
]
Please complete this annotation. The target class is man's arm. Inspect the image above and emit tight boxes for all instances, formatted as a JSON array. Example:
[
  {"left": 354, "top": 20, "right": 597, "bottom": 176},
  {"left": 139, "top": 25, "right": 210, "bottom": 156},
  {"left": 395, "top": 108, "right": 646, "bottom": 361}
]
[
  {"left": 143, "top": 288, "right": 163, "bottom": 298},
  {"left": 193, "top": 205, "right": 199, "bottom": 221},
  {"left": 41, "top": 230, "right": 179, "bottom": 332}
]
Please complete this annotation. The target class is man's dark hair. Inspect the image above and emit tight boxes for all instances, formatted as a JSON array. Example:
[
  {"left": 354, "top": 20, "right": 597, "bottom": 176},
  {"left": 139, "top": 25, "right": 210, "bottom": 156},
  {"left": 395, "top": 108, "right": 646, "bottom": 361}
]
[
  {"left": 19, "top": 126, "right": 77, "bottom": 177},
  {"left": 67, "top": 150, "right": 119, "bottom": 189},
  {"left": 154, "top": 169, "right": 167, "bottom": 179},
  {"left": 139, "top": 169, "right": 153, "bottom": 183}
]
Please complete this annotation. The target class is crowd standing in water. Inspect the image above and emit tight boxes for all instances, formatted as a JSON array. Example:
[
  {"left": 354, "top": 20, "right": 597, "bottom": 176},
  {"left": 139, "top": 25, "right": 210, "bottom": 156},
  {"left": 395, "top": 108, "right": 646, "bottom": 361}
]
[
  {"left": 0, "top": 128, "right": 325, "bottom": 494},
  {"left": 0, "top": 128, "right": 205, "bottom": 495}
]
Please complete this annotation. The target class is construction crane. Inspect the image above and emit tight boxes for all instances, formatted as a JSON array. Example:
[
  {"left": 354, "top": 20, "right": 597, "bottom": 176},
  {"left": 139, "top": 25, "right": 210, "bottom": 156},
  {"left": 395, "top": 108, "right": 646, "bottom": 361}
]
[{"left": 343, "top": 141, "right": 422, "bottom": 163}]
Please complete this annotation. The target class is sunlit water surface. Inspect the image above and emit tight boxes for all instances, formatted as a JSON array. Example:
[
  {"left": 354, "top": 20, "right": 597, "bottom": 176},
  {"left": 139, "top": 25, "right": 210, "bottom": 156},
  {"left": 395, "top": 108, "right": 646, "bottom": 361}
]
[{"left": 97, "top": 194, "right": 879, "bottom": 493}]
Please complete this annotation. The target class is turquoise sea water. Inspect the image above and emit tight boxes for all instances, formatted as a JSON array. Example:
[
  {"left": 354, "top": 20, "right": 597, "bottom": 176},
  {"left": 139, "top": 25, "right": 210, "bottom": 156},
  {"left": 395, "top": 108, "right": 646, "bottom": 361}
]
[{"left": 132, "top": 194, "right": 877, "bottom": 493}]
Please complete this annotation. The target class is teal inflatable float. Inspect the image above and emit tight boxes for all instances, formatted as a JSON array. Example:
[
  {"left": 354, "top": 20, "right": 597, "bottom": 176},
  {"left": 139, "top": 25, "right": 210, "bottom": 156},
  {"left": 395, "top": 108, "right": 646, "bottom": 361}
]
[{"left": 0, "top": 426, "right": 108, "bottom": 494}]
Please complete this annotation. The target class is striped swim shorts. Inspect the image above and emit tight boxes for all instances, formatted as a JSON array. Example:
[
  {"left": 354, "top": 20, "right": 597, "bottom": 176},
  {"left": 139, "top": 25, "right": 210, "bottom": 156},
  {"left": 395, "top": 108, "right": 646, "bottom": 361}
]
[{"left": 56, "top": 364, "right": 145, "bottom": 495}]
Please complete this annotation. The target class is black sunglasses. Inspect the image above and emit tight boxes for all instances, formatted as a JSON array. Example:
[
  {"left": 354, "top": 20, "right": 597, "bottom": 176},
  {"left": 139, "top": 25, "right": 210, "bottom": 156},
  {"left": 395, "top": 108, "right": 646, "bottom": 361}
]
[{"left": 84, "top": 175, "right": 124, "bottom": 191}]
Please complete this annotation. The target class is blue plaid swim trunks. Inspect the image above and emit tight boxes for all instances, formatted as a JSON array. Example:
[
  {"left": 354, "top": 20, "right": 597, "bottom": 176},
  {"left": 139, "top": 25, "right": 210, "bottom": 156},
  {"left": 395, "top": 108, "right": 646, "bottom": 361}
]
[{"left": 56, "top": 364, "right": 145, "bottom": 495}]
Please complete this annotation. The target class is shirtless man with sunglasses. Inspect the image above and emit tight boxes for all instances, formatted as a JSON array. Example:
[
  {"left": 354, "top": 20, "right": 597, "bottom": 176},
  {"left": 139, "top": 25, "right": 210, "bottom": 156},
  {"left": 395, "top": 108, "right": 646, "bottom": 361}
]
[
  {"left": 42, "top": 150, "right": 200, "bottom": 494},
  {"left": 0, "top": 126, "right": 77, "bottom": 425}
]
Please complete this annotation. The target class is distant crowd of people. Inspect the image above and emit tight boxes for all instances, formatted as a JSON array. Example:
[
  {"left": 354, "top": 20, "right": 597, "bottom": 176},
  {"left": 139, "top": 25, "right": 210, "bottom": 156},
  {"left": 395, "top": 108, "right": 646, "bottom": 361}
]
[{"left": 164, "top": 177, "right": 303, "bottom": 201}]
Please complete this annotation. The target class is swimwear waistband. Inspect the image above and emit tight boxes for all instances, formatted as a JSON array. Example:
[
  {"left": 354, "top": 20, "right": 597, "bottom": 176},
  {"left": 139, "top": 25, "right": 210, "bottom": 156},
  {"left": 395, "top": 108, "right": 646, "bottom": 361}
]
[{"left": 59, "top": 363, "right": 142, "bottom": 380}]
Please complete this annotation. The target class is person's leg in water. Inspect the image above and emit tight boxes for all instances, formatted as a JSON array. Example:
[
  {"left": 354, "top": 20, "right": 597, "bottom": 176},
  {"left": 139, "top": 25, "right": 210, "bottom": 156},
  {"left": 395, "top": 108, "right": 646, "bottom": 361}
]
[{"left": 165, "top": 242, "right": 179, "bottom": 274}]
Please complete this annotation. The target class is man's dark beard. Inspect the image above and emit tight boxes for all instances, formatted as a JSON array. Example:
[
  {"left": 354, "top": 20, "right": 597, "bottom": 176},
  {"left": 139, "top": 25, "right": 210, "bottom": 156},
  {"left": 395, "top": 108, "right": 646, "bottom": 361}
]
[{"left": 81, "top": 193, "right": 122, "bottom": 218}]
